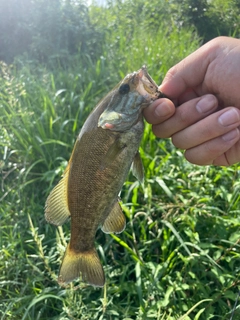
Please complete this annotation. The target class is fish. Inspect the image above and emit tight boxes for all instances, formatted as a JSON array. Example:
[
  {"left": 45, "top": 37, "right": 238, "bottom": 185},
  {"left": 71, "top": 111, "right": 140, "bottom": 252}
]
[{"left": 45, "top": 66, "right": 164, "bottom": 287}]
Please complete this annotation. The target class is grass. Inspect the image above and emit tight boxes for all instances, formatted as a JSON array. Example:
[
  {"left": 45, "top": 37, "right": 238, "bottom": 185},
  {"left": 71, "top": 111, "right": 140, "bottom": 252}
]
[{"left": 1, "top": 3, "right": 240, "bottom": 320}]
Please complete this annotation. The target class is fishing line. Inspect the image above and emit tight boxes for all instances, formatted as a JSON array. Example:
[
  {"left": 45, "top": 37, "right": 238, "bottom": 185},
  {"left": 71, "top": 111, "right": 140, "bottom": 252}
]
[{"left": 230, "top": 288, "right": 240, "bottom": 320}]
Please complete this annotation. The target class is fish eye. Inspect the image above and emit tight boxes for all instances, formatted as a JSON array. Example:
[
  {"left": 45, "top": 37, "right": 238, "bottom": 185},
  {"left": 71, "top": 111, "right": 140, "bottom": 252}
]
[{"left": 119, "top": 83, "right": 130, "bottom": 94}]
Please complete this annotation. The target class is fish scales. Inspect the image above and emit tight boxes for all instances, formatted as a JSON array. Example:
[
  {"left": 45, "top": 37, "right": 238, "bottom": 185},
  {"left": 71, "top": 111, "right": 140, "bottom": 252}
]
[
  {"left": 67, "top": 124, "right": 143, "bottom": 251},
  {"left": 45, "top": 66, "right": 164, "bottom": 287}
]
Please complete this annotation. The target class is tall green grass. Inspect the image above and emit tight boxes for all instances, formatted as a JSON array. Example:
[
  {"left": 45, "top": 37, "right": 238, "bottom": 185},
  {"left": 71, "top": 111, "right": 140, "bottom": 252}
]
[{"left": 1, "top": 7, "right": 240, "bottom": 320}]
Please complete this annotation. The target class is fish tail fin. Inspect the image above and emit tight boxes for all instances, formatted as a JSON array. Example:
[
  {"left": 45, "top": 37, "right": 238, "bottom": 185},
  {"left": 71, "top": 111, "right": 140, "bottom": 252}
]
[{"left": 58, "top": 244, "right": 105, "bottom": 287}]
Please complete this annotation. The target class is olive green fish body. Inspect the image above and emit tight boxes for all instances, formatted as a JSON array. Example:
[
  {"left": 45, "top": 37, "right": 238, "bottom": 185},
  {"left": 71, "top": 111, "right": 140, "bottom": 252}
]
[
  {"left": 45, "top": 66, "right": 161, "bottom": 287},
  {"left": 68, "top": 121, "right": 144, "bottom": 248}
]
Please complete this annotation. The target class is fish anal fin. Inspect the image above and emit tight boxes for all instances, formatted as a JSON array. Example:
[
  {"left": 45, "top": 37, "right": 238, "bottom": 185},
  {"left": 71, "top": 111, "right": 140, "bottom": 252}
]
[
  {"left": 45, "top": 166, "right": 70, "bottom": 226},
  {"left": 58, "top": 245, "right": 105, "bottom": 287},
  {"left": 101, "top": 200, "right": 126, "bottom": 234},
  {"left": 132, "top": 151, "right": 144, "bottom": 183}
]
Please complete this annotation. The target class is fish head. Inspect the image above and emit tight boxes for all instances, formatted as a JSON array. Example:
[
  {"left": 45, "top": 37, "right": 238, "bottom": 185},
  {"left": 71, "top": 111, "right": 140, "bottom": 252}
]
[{"left": 98, "top": 66, "right": 162, "bottom": 131}]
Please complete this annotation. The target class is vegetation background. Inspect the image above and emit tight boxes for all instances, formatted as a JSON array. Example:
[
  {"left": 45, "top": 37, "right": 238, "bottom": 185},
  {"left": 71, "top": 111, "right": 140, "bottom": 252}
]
[{"left": 1, "top": 0, "right": 240, "bottom": 319}]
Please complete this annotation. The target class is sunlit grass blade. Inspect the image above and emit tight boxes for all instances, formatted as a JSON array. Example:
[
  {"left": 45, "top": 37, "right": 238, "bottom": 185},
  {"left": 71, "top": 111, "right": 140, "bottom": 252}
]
[
  {"left": 178, "top": 299, "right": 212, "bottom": 320},
  {"left": 162, "top": 220, "right": 191, "bottom": 256},
  {"left": 110, "top": 233, "right": 143, "bottom": 264}
]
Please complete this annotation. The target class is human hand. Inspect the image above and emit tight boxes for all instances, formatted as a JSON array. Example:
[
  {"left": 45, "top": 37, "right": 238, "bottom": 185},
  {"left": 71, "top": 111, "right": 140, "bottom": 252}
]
[{"left": 144, "top": 36, "right": 240, "bottom": 166}]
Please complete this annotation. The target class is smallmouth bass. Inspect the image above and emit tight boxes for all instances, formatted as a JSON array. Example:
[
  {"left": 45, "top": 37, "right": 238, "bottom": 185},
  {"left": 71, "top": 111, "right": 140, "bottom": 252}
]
[{"left": 45, "top": 66, "right": 164, "bottom": 287}]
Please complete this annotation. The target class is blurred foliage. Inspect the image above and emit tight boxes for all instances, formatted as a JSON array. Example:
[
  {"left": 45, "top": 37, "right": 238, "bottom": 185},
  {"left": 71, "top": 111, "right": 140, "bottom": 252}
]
[
  {"left": 105, "top": 0, "right": 240, "bottom": 43},
  {"left": 0, "top": 0, "right": 102, "bottom": 64},
  {"left": 175, "top": 0, "right": 240, "bottom": 42},
  {"left": 0, "top": 0, "right": 240, "bottom": 65},
  {"left": 1, "top": 0, "right": 240, "bottom": 319}
]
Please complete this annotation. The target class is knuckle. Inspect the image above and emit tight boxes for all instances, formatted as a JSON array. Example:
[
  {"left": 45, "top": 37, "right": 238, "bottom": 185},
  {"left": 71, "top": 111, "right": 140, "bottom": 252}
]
[
  {"left": 171, "top": 133, "right": 184, "bottom": 148},
  {"left": 152, "top": 124, "right": 171, "bottom": 138}
]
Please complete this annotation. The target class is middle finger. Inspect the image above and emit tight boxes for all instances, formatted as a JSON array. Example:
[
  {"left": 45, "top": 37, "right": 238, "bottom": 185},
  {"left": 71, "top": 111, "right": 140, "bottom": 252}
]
[{"left": 172, "top": 107, "right": 240, "bottom": 149}]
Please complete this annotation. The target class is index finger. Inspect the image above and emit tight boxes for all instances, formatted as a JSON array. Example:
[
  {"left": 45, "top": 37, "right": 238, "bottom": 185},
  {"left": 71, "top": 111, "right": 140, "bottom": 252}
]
[{"left": 143, "top": 98, "right": 175, "bottom": 124}]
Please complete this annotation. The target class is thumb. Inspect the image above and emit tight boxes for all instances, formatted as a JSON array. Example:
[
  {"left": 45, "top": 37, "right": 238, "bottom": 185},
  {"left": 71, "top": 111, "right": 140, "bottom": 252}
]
[{"left": 159, "top": 39, "right": 219, "bottom": 99}]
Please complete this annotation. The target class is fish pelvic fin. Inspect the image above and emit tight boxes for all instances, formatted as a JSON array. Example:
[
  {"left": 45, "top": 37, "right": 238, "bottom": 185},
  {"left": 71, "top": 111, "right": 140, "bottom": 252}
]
[
  {"left": 45, "top": 164, "right": 71, "bottom": 226},
  {"left": 58, "top": 244, "right": 105, "bottom": 287},
  {"left": 101, "top": 200, "right": 126, "bottom": 234}
]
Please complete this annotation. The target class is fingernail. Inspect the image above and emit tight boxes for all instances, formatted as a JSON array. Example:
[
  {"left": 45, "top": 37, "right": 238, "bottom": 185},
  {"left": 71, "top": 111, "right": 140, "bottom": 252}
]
[
  {"left": 222, "top": 128, "right": 239, "bottom": 141},
  {"left": 155, "top": 101, "right": 172, "bottom": 117},
  {"left": 218, "top": 109, "right": 240, "bottom": 126},
  {"left": 196, "top": 95, "right": 216, "bottom": 113}
]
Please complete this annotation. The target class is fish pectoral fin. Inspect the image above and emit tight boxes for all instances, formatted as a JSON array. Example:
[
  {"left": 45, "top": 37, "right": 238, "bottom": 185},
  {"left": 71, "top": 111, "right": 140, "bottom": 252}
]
[
  {"left": 45, "top": 166, "right": 71, "bottom": 226},
  {"left": 58, "top": 245, "right": 105, "bottom": 287},
  {"left": 101, "top": 200, "right": 126, "bottom": 234},
  {"left": 100, "top": 137, "right": 126, "bottom": 170},
  {"left": 132, "top": 151, "right": 144, "bottom": 184}
]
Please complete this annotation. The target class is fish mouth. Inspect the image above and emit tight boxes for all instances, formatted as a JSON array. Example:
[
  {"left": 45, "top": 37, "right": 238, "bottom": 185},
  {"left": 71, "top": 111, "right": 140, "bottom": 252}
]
[
  {"left": 134, "top": 66, "right": 161, "bottom": 101},
  {"left": 139, "top": 65, "right": 157, "bottom": 88},
  {"left": 137, "top": 66, "right": 167, "bottom": 100}
]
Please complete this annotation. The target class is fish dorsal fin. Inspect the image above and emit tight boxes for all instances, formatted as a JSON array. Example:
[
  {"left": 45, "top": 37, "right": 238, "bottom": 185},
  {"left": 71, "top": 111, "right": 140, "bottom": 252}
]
[
  {"left": 45, "top": 164, "right": 71, "bottom": 226},
  {"left": 101, "top": 200, "right": 126, "bottom": 234},
  {"left": 132, "top": 151, "right": 144, "bottom": 183}
]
